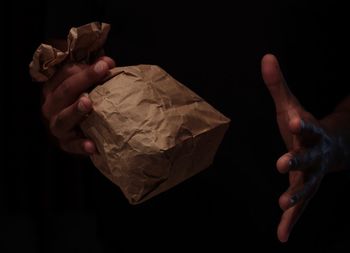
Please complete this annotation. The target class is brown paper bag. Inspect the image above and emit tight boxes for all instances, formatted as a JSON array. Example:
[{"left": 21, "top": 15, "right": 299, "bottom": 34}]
[
  {"left": 29, "top": 22, "right": 230, "bottom": 204},
  {"left": 80, "top": 65, "right": 230, "bottom": 203}
]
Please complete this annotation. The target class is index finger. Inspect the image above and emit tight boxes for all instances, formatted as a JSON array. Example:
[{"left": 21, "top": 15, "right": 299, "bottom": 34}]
[
  {"left": 44, "top": 56, "right": 116, "bottom": 97},
  {"left": 261, "top": 54, "right": 299, "bottom": 113},
  {"left": 43, "top": 63, "right": 88, "bottom": 96},
  {"left": 46, "top": 60, "right": 109, "bottom": 115}
]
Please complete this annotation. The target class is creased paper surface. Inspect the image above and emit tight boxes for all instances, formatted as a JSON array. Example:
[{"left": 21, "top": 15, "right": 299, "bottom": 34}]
[
  {"left": 29, "top": 22, "right": 230, "bottom": 204},
  {"left": 81, "top": 65, "right": 230, "bottom": 203}
]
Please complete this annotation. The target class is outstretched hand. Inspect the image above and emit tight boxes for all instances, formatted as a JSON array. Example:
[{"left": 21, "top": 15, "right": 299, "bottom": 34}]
[
  {"left": 42, "top": 56, "right": 116, "bottom": 155},
  {"left": 261, "top": 54, "right": 341, "bottom": 242}
]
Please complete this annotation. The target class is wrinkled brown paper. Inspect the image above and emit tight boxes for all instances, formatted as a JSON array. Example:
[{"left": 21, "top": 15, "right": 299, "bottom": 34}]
[
  {"left": 30, "top": 22, "right": 230, "bottom": 204},
  {"left": 29, "top": 22, "right": 110, "bottom": 82}
]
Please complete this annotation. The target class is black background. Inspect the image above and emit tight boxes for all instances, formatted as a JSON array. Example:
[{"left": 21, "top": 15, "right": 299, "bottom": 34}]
[{"left": 3, "top": 0, "right": 350, "bottom": 252}]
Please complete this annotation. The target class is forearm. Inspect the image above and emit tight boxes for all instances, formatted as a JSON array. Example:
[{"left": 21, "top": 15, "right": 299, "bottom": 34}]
[{"left": 320, "top": 95, "right": 350, "bottom": 172}]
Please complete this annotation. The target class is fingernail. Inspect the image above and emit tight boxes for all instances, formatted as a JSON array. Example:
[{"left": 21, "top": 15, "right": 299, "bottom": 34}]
[
  {"left": 80, "top": 92, "right": 89, "bottom": 98},
  {"left": 78, "top": 100, "right": 87, "bottom": 113},
  {"left": 94, "top": 61, "right": 107, "bottom": 74}
]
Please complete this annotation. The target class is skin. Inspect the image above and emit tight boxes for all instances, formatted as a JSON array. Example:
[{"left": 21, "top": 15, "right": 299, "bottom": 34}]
[
  {"left": 42, "top": 52, "right": 349, "bottom": 242},
  {"left": 41, "top": 56, "right": 116, "bottom": 154},
  {"left": 261, "top": 54, "right": 350, "bottom": 243}
]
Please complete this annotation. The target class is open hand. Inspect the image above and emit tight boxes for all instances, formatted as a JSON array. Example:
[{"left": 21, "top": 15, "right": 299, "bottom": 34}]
[{"left": 261, "top": 54, "right": 340, "bottom": 242}]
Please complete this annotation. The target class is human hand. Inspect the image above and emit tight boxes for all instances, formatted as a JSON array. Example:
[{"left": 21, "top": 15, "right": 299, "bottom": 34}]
[
  {"left": 42, "top": 56, "right": 116, "bottom": 155},
  {"left": 261, "top": 54, "right": 341, "bottom": 242}
]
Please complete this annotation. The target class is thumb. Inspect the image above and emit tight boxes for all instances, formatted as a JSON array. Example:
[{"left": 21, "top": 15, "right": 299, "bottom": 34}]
[{"left": 261, "top": 54, "right": 299, "bottom": 113}]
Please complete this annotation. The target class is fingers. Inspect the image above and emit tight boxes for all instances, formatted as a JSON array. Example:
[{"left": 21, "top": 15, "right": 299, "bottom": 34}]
[
  {"left": 289, "top": 117, "right": 324, "bottom": 139},
  {"left": 276, "top": 152, "right": 294, "bottom": 174},
  {"left": 50, "top": 96, "right": 92, "bottom": 138},
  {"left": 41, "top": 56, "right": 116, "bottom": 155},
  {"left": 60, "top": 138, "right": 97, "bottom": 155},
  {"left": 45, "top": 60, "right": 109, "bottom": 115},
  {"left": 49, "top": 95, "right": 96, "bottom": 155},
  {"left": 277, "top": 201, "right": 306, "bottom": 243},
  {"left": 44, "top": 56, "right": 116, "bottom": 95},
  {"left": 44, "top": 63, "right": 89, "bottom": 95},
  {"left": 42, "top": 56, "right": 115, "bottom": 119},
  {"left": 279, "top": 172, "right": 319, "bottom": 210},
  {"left": 55, "top": 60, "right": 108, "bottom": 104},
  {"left": 276, "top": 118, "right": 326, "bottom": 174},
  {"left": 288, "top": 117, "right": 303, "bottom": 135},
  {"left": 276, "top": 148, "right": 322, "bottom": 174},
  {"left": 97, "top": 56, "right": 116, "bottom": 69},
  {"left": 277, "top": 173, "right": 322, "bottom": 242},
  {"left": 261, "top": 54, "right": 299, "bottom": 113}
]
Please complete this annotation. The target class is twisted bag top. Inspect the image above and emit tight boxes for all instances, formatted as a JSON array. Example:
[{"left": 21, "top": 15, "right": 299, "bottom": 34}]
[{"left": 29, "top": 22, "right": 230, "bottom": 204}]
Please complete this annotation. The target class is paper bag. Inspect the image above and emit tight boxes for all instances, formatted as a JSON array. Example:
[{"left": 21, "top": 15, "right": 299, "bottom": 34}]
[
  {"left": 80, "top": 65, "right": 230, "bottom": 203},
  {"left": 29, "top": 22, "right": 230, "bottom": 204}
]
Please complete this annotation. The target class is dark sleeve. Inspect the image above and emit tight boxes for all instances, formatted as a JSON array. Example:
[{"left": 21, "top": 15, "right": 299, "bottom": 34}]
[{"left": 44, "top": 0, "right": 105, "bottom": 40}]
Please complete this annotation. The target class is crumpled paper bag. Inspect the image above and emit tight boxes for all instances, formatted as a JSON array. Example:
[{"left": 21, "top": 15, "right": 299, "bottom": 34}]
[
  {"left": 30, "top": 22, "right": 230, "bottom": 204},
  {"left": 29, "top": 22, "right": 110, "bottom": 82}
]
